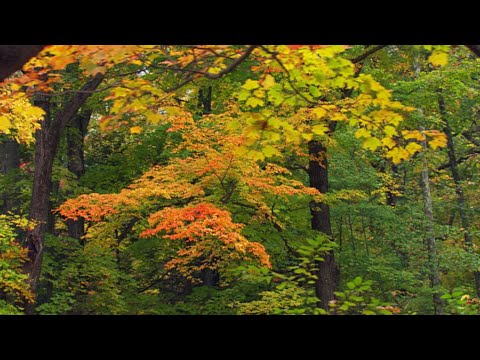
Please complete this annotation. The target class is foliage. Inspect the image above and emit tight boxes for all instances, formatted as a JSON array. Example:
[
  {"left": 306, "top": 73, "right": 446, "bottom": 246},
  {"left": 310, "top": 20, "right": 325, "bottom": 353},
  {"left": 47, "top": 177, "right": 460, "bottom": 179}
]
[
  {"left": 0, "top": 214, "right": 34, "bottom": 313},
  {"left": 1, "top": 44, "right": 479, "bottom": 315}
]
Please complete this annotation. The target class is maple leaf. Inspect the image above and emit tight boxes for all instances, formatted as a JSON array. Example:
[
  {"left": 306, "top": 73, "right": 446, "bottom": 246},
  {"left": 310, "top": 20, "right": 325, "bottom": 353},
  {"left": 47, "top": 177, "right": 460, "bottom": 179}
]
[
  {"left": 129, "top": 126, "right": 143, "bottom": 134},
  {"left": 362, "top": 137, "right": 382, "bottom": 151}
]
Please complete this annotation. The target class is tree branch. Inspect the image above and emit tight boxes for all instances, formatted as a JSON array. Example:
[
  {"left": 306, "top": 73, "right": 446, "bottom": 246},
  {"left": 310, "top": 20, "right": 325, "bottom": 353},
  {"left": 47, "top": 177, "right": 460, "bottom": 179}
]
[
  {"left": 351, "top": 45, "right": 388, "bottom": 64},
  {"left": 165, "top": 45, "right": 258, "bottom": 92},
  {"left": 0, "top": 45, "right": 45, "bottom": 82}
]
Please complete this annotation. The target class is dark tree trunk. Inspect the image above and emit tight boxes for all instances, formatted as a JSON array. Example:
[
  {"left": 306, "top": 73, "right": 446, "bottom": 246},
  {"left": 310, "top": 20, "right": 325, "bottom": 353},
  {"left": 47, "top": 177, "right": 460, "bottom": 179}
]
[
  {"left": 24, "top": 74, "right": 104, "bottom": 306},
  {"left": 196, "top": 86, "right": 220, "bottom": 287},
  {"left": 386, "top": 164, "right": 399, "bottom": 207},
  {"left": 198, "top": 86, "right": 212, "bottom": 114},
  {"left": 0, "top": 138, "right": 20, "bottom": 212},
  {"left": 0, "top": 45, "right": 45, "bottom": 81},
  {"left": 66, "top": 111, "right": 91, "bottom": 241},
  {"left": 308, "top": 140, "right": 338, "bottom": 310},
  {"left": 24, "top": 93, "right": 52, "bottom": 297},
  {"left": 439, "top": 93, "right": 480, "bottom": 297},
  {"left": 200, "top": 268, "right": 219, "bottom": 287}
]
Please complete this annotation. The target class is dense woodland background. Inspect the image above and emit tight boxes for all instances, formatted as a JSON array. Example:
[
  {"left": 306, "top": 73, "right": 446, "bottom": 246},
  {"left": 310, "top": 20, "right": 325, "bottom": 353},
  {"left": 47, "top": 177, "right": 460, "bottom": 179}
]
[{"left": 1, "top": 45, "right": 480, "bottom": 315}]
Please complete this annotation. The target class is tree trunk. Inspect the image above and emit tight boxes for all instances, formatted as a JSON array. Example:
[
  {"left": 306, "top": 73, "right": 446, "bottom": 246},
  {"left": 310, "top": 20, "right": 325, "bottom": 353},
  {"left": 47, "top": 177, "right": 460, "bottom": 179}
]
[
  {"left": 197, "top": 86, "right": 220, "bottom": 287},
  {"left": 0, "top": 138, "right": 20, "bottom": 212},
  {"left": 24, "top": 74, "right": 104, "bottom": 306},
  {"left": 23, "top": 93, "right": 52, "bottom": 298},
  {"left": 419, "top": 134, "right": 443, "bottom": 314},
  {"left": 438, "top": 93, "right": 480, "bottom": 297},
  {"left": 66, "top": 111, "right": 91, "bottom": 240},
  {"left": 386, "top": 164, "right": 399, "bottom": 207},
  {"left": 308, "top": 140, "right": 338, "bottom": 310},
  {"left": 198, "top": 86, "right": 212, "bottom": 114},
  {"left": 200, "top": 268, "right": 219, "bottom": 287}
]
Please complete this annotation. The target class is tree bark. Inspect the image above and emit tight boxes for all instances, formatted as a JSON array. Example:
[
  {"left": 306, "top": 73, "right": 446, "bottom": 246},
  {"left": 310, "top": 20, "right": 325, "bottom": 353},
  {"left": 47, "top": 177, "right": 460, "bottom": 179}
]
[
  {"left": 419, "top": 133, "right": 443, "bottom": 314},
  {"left": 308, "top": 140, "right": 338, "bottom": 310},
  {"left": 438, "top": 93, "right": 480, "bottom": 297},
  {"left": 24, "top": 74, "right": 105, "bottom": 302},
  {"left": 198, "top": 86, "right": 219, "bottom": 287},
  {"left": 0, "top": 138, "right": 20, "bottom": 212},
  {"left": 386, "top": 164, "right": 399, "bottom": 207},
  {"left": 0, "top": 45, "right": 45, "bottom": 81},
  {"left": 66, "top": 110, "right": 92, "bottom": 241}
]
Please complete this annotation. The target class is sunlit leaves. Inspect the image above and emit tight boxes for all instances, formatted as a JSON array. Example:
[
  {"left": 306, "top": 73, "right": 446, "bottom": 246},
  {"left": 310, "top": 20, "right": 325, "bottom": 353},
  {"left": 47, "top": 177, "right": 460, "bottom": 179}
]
[
  {"left": 139, "top": 203, "right": 271, "bottom": 279},
  {"left": 362, "top": 137, "right": 382, "bottom": 151},
  {"left": 0, "top": 90, "right": 44, "bottom": 144}
]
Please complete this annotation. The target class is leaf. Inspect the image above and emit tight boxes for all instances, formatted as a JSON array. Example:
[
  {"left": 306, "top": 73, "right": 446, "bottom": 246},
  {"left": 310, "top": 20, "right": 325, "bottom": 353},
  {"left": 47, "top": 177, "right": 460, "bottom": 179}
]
[
  {"left": 263, "top": 74, "right": 275, "bottom": 89},
  {"left": 312, "top": 107, "right": 327, "bottom": 119},
  {"left": 429, "top": 135, "right": 447, "bottom": 150},
  {"left": 246, "top": 97, "right": 264, "bottom": 108},
  {"left": 243, "top": 79, "right": 260, "bottom": 90},
  {"left": 405, "top": 142, "right": 422, "bottom": 155},
  {"left": 355, "top": 128, "right": 371, "bottom": 139},
  {"left": 129, "top": 126, "right": 143, "bottom": 134},
  {"left": 381, "top": 136, "right": 396, "bottom": 149},
  {"left": 237, "top": 89, "right": 251, "bottom": 101},
  {"left": 309, "top": 85, "right": 321, "bottom": 97},
  {"left": 386, "top": 147, "right": 410, "bottom": 164},
  {"left": 428, "top": 51, "right": 449, "bottom": 67},
  {"left": 362, "top": 137, "right": 382, "bottom": 151},
  {"left": 262, "top": 145, "right": 281, "bottom": 158},
  {"left": 384, "top": 125, "right": 397, "bottom": 137},
  {"left": 311, "top": 124, "right": 328, "bottom": 136},
  {"left": 353, "top": 276, "right": 363, "bottom": 286},
  {"left": 0, "top": 116, "right": 12, "bottom": 133}
]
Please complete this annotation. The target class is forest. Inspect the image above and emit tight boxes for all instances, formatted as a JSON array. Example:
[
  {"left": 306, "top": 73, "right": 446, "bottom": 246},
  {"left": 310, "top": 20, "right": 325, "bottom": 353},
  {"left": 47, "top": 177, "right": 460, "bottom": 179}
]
[{"left": 0, "top": 44, "right": 479, "bottom": 315}]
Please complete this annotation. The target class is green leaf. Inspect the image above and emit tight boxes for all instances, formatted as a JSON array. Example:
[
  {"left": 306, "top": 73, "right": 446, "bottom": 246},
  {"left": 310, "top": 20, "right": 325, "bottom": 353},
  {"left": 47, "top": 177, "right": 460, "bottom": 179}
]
[{"left": 309, "top": 85, "right": 321, "bottom": 97}]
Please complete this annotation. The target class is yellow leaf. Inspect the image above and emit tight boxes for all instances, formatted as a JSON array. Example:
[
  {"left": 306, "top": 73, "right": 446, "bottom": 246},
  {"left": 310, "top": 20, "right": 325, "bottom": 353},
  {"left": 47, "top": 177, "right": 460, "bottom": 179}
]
[
  {"left": 208, "top": 67, "right": 222, "bottom": 74},
  {"left": 429, "top": 135, "right": 448, "bottom": 150},
  {"left": 402, "top": 130, "right": 425, "bottom": 141},
  {"left": 381, "top": 137, "right": 396, "bottom": 149},
  {"left": 302, "top": 133, "right": 313, "bottom": 141},
  {"left": 263, "top": 74, "right": 275, "bottom": 89},
  {"left": 253, "top": 89, "right": 265, "bottom": 98},
  {"left": 0, "top": 115, "right": 12, "bottom": 133},
  {"left": 130, "top": 126, "right": 143, "bottom": 134},
  {"left": 384, "top": 125, "right": 397, "bottom": 137},
  {"left": 312, "top": 124, "right": 328, "bottom": 136},
  {"left": 243, "top": 79, "right": 260, "bottom": 90},
  {"left": 312, "top": 107, "right": 327, "bottom": 119},
  {"left": 386, "top": 147, "right": 410, "bottom": 164},
  {"left": 362, "top": 137, "right": 382, "bottom": 151},
  {"left": 355, "top": 128, "right": 371, "bottom": 139},
  {"left": 405, "top": 142, "right": 422, "bottom": 155},
  {"left": 428, "top": 51, "right": 449, "bottom": 67},
  {"left": 246, "top": 97, "right": 264, "bottom": 108}
]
